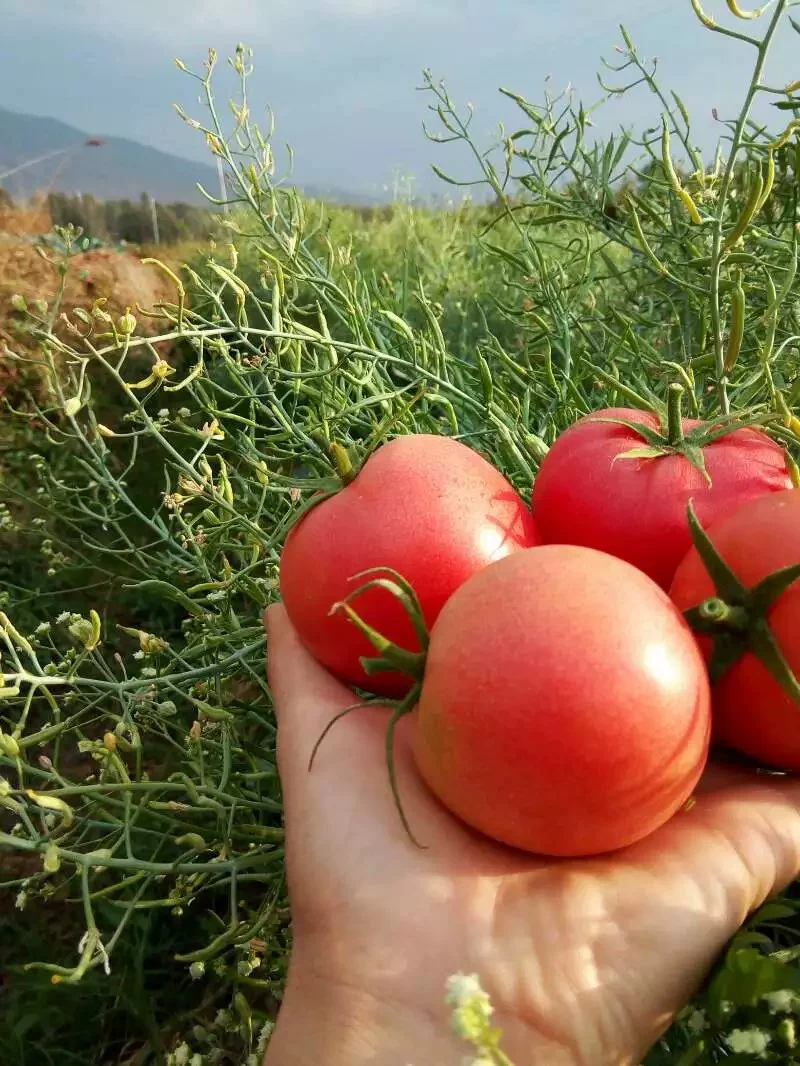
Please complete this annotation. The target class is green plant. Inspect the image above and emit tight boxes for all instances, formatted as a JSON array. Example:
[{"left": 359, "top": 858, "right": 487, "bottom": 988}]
[{"left": 0, "top": 3, "right": 799, "bottom": 1061}]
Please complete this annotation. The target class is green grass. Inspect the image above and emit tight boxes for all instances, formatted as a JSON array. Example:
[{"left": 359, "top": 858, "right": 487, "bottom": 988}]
[{"left": 1, "top": 8, "right": 800, "bottom": 1063}]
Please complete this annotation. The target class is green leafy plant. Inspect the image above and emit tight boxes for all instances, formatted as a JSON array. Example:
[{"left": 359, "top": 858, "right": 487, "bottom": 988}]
[{"left": 1, "top": 3, "right": 800, "bottom": 1062}]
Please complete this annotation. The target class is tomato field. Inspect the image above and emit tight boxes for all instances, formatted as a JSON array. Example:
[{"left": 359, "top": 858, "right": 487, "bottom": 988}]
[{"left": 2, "top": 6, "right": 800, "bottom": 1064}]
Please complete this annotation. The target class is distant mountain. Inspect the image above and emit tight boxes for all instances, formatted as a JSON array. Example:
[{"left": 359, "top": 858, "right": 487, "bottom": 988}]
[{"left": 0, "top": 107, "right": 375, "bottom": 206}]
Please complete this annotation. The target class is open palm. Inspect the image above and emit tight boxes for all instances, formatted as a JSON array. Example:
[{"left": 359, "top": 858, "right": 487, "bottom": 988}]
[{"left": 264, "top": 604, "right": 800, "bottom": 1066}]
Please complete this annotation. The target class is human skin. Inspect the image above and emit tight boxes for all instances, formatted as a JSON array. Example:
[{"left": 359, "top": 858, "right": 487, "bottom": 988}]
[{"left": 262, "top": 604, "right": 800, "bottom": 1066}]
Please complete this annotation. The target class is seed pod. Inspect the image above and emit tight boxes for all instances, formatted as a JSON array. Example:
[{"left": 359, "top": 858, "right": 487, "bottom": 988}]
[
  {"left": 724, "top": 278, "right": 745, "bottom": 373},
  {"left": 662, "top": 120, "right": 702, "bottom": 224},
  {"left": 724, "top": 164, "right": 765, "bottom": 249},
  {"left": 760, "top": 275, "right": 777, "bottom": 365},
  {"left": 476, "top": 352, "right": 494, "bottom": 407},
  {"left": 757, "top": 150, "right": 776, "bottom": 212},
  {"left": 254, "top": 459, "right": 269, "bottom": 487},
  {"left": 786, "top": 451, "right": 800, "bottom": 489},
  {"left": 0, "top": 731, "right": 20, "bottom": 758},
  {"left": 175, "top": 833, "right": 207, "bottom": 850},
  {"left": 26, "top": 790, "right": 74, "bottom": 827},
  {"left": 726, "top": 0, "right": 767, "bottom": 17},
  {"left": 218, "top": 457, "right": 234, "bottom": 506},
  {"left": 42, "top": 843, "right": 60, "bottom": 874}
]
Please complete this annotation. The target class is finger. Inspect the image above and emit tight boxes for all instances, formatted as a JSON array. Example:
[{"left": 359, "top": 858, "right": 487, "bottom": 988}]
[
  {"left": 695, "top": 776, "right": 800, "bottom": 907},
  {"left": 264, "top": 603, "right": 403, "bottom": 789},
  {"left": 264, "top": 604, "right": 467, "bottom": 856},
  {"left": 642, "top": 775, "right": 800, "bottom": 929}
]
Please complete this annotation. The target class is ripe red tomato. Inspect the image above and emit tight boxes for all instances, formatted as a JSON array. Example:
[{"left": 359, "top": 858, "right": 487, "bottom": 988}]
[
  {"left": 280, "top": 434, "right": 540, "bottom": 697},
  {"left": 413, "top": 545, "right": 711, "bottom": 856},
  {"left": 669, "top": 489, "right": 800, "bottom": 771},
  {"left": 531, "top": 407, "right": 791, "bottom": 589}
]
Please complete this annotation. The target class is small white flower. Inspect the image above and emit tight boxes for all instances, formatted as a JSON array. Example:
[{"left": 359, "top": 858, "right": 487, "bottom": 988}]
[
  {"left": 15, "top": 890, "right": 26, "bottom": 911},
  {"left": 445, "top": 973, "right": 486, "bottom": 1008},
  {"left": 35, "top": 622, "right": 51, "bottom": 635},
  {"left": 173, "top": 1044, "right": 191, "bottom": 1066},
  {"left": 724, "top": 1027, "right": 771, "bottom": 1057},
  {"left": 133, "top": 650, "right": 145, "bottom": 661},
  {"left": 256, "top": 1020, "right": 275, "bottom": 1053},
  {"left": 77, "top": 930, "right": 111, "bottom": 976},
  {"left": 158, "top": 408, "right": 169, "bottom": 418},
  {"left": 687, "top": 1009, "right": 709, "bottom": 1032},
  {"left": 445, "top": 972, "right": 494, "bottom": 1043},
  {"left": 140, "top": 667, "right": 157, "bottom": 678},
  {"left": 763, "top": 988, "right": 799, "bottom": 1014},
  {"left": 189, "top": 961, "right": 205, "bottom": 980},
  {"left": 56, "top": 612, "right": 70, "bottom": 624}
]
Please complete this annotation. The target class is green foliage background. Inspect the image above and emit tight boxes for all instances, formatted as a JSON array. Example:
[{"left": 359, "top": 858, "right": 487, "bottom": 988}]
[{"left": 2, "top": 5, "right": 800, "bottom": 1063}]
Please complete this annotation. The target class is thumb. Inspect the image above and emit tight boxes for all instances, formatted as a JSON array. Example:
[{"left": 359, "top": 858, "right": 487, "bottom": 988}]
[
  {"left": 264, "top": 603, "right": 395, "bottom": 786},
  {"left": 265, "top": 602, "right": 358, "bottom": 730}
]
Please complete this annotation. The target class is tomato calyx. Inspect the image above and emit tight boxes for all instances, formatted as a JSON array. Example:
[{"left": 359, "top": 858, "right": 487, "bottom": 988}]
[
  {"left": 682, "top": 502, "right": 800, "bottom": 704},
  {"left": 329, "top": 567, "right": 429, "bottom": 681},
  {"left": 320, "top": 567, "right": 430, "bottom": 848},
  {"left": 598, "top": 384, "right": 777, "bottom": 486},
  {"left": 280, "top": 441, "right": 361, "bottom": 536}
]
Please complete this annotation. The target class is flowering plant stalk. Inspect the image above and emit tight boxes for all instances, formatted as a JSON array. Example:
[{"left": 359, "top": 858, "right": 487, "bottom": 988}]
[{"left": 0, "top": 4, "right": 799, "bottom": 1061}]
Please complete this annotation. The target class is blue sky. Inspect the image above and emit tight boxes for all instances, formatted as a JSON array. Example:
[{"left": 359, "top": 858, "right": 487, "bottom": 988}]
[{"left": 2, "top": 1, "right": 798, "bottom": 198}]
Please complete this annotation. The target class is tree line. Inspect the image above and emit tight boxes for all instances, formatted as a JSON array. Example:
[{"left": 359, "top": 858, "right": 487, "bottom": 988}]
[{"left": 0, "top": 189, "right": 217, "bottom": 245}]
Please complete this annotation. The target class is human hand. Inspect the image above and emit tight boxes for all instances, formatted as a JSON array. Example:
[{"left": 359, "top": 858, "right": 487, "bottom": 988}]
[{"left": 262, "top": 604, "right": 800, "bottom": 1066}]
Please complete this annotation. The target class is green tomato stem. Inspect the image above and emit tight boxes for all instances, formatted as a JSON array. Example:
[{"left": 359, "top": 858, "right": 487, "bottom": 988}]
[
  {"left": 330, "top": 441, "right": 358, "bottom": 485},
  {"left": 333, "top": 601, "right": 426, "bottom": 679},
  {"left": 666, "top": 383, "right": 686, "bottom": 447},
  {"left": 697, "top": 598, "right": 750, "bottom": 631}
]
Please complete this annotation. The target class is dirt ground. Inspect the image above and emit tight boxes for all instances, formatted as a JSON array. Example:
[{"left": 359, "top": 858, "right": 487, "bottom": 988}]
[{"left": 0, "top": 202, "right": 192, "bottom": 378}]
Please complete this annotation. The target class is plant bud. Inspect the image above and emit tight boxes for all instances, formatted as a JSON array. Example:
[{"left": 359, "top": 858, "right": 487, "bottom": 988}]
[{"left": 118, "top": 309, "right": 137, "bottom": 336}]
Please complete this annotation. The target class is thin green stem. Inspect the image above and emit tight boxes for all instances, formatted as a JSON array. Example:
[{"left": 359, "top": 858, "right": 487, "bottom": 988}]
[{"left": 708, "top": 0, "right": 789, "bottom": 414}]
